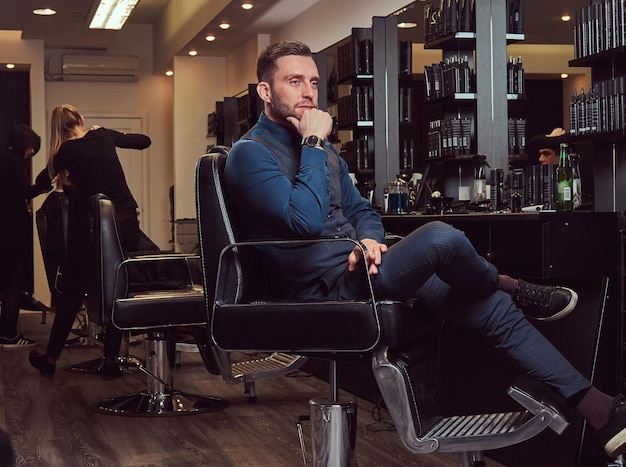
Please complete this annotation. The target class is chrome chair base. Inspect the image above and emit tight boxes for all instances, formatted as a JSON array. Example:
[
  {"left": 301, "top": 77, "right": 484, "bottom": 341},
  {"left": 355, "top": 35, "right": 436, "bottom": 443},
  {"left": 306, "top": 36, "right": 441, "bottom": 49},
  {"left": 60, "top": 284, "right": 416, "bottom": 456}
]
[
  {"left": 94, "top": 390, "right": 229, "bottom": 416},
  {"left": 94, "top": 332, "right": 229, "bottom": 417}
]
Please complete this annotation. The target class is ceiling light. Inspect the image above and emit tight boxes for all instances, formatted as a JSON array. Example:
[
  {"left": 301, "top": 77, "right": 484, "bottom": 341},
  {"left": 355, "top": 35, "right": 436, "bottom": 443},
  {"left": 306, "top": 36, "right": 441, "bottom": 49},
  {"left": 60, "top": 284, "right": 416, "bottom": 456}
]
[
  {"left": 241, "top": 3, "right": 254, "bottom": 10},
  {"left": 561, "top": 14, "right": 571, "bottom": 22},
  {"left": 561, "top": 73, "right": 569, "bottom": 79},
  {"left": 6, "top": 64, "right": 15, "bottom": 69},
  {"left": 89, "top": 0, "right": 139, "bottom": 30},
  {"left": 165, "top": 70, "right": 173, "bottom": 77},
  {"left": 205, "top": 34, "right": 216, "bottom": 42},
  {"left": 188, "top": 50, "right": 198, "bottom": 56},
  {"left": 33, "top": 8, "right": 56, "bottom": 16},
  {"left": 219, "top": 23, "right": 230, "bottom": 30},
  {"left": 398, "top": 22, "right": 418, "bottom": 29}
]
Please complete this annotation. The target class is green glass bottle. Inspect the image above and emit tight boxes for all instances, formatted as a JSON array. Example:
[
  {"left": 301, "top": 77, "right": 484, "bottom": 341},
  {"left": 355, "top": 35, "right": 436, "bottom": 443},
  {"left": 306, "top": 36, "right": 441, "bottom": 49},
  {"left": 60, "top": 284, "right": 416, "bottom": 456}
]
[{"left": 556, "top": 142, "right": 573, "bottom": 211}]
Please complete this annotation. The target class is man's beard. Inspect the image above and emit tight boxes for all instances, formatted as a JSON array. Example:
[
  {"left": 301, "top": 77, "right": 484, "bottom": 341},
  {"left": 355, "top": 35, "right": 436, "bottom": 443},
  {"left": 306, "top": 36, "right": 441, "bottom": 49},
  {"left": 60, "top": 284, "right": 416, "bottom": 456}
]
[
  {"left": 270, "top": 97, "right": 296, "bottom": 121},
  {"left": 269, "top": 92, "right": 315, "bottom": 122}
]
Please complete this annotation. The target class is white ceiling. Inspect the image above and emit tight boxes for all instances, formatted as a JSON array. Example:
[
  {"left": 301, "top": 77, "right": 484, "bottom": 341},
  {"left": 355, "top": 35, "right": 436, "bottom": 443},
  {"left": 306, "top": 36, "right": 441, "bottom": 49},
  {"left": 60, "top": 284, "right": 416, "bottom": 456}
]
[{"left": 0, "top": 0, "right": 589, "bottom": 70}]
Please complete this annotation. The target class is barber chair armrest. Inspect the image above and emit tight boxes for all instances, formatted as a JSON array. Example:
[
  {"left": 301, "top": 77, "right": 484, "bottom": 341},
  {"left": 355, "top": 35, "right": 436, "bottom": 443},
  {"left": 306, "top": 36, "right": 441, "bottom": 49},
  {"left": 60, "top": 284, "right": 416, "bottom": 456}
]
[
  {"left": 116, "top": 253, "right": 202, "bottom": 296},
  {"left": 129, "top": 253, "right": 199, "bottom": 261},
  {"left": 111, "top": 253, "right": 206, "bottom": 330},
  {"left": 213, "top": 237, "right": 386, "bottom": 353},
  {"left": 216, "top": 236, "right": 375, "bottom": 303}
]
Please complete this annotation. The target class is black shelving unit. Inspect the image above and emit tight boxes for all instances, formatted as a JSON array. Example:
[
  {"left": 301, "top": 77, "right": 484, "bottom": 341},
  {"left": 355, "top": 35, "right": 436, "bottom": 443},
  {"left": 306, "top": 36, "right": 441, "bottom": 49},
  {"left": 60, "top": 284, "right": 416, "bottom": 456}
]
[
  {"left": 325, "top": 28, "right": 377, "bottom": 198},
  {"left": 421, "top": 0, "right": 526, "bottom": 202},
  {"left": 569, "top": 6, "right": 626, "bottom": 395}
]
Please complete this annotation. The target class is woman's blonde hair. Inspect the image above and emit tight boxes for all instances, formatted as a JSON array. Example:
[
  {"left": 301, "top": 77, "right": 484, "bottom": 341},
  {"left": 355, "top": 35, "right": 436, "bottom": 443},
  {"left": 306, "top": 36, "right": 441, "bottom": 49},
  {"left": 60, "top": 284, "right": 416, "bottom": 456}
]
[{"left": 47, "top": 104, "right": 82, "bottom": 182}]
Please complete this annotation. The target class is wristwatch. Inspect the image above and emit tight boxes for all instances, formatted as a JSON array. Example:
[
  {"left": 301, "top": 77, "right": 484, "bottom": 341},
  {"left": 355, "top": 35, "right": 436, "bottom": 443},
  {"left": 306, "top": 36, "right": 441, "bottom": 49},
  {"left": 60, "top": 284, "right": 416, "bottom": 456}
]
[{"left": 301, "top": 135, "right": 324, "bottom": 149}]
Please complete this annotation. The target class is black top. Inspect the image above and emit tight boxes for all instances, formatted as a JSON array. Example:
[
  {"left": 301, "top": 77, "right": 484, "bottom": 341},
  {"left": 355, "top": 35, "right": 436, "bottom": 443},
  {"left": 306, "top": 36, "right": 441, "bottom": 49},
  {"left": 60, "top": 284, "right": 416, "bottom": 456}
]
[
  {"left": 54, "top": 127, "right": 150, "bottom": 220},
  {"left": 0, "top": 149, "right": 49, "bottom": 224},
  {"left": 0, "top": 149, "right": 49, "bottom": 262}
]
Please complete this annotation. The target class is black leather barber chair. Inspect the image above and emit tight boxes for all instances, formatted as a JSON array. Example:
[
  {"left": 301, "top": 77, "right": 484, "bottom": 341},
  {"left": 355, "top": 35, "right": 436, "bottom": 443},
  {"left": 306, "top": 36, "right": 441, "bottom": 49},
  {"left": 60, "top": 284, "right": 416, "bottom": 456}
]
[
  {"left": 194, "top": 145, "right": 306, "bottom": 401},
  {"left": 36, "top": 190, "right": 111, "bottom": 370},
  {"left": 195, "top": 150, "right": 571, "bottom": 467},
  {"left": 86, "top": 193, "right": 229, "bottom": 416}
]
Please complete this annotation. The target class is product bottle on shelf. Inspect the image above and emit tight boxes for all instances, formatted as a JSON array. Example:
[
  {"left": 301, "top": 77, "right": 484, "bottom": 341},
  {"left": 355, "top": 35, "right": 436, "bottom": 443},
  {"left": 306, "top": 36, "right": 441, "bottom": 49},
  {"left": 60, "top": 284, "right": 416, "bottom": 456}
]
[
  {"left": 577, "top": 87, "right": 587, "bottom": 135},
  {"left": 507, "top": 56, "right": 515, "bottom": 94},
  {"left": 589, "top": 83, "right": 599, "bottom": 133},
  {"left": 569, "top": 88, "right": 578, "bottom": 136},
  {"left": 514, "top": 56, "right": 524, "bottom": 94},
  {"left": 570, "top": 153, "right": 582, "bottom": 209},
  {"left": 556, "top": 142, "right": 574, "bottom": 212}
]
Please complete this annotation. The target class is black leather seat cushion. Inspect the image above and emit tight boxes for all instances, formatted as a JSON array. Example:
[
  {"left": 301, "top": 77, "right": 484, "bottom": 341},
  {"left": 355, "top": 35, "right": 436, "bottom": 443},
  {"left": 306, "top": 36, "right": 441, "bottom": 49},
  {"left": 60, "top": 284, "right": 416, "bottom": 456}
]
[
  {"left": 112, "top": 285, "right": 206, "bottom": 331},
  {"left": 211, "top": 299, "right": 434, "bottom": 353}
]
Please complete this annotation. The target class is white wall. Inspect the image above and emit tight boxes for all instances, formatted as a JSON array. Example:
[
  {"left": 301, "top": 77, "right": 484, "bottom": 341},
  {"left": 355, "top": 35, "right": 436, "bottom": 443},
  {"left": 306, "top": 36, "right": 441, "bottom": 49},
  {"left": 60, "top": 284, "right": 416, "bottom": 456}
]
[
  {"left": 225, "top": 34, "right": 270, "bottom": 96},
  {"left": 172, "top": 55, "right": 227, "bottom": 222}
]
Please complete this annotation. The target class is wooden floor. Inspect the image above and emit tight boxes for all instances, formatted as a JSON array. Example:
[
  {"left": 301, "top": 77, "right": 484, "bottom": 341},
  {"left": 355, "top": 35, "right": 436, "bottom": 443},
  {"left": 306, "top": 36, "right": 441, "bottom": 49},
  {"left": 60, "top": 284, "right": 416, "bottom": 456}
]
[{"left": 0, "top": 310, "right": 508, "bottom": 467}]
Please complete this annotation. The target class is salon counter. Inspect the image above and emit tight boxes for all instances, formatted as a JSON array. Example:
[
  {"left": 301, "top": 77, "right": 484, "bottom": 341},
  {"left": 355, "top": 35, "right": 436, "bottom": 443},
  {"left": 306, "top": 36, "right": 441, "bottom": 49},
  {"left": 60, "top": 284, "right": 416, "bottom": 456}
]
[{"left": 381, "top": 210, "right": 617, "bottom": 279}]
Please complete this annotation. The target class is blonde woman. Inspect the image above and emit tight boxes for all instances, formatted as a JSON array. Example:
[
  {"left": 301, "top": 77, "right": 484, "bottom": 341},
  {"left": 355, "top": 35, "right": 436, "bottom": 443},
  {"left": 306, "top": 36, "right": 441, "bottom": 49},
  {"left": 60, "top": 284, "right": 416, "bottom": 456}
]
[{"left": 29, "top": 104, "right": 151, "bottom": 380}]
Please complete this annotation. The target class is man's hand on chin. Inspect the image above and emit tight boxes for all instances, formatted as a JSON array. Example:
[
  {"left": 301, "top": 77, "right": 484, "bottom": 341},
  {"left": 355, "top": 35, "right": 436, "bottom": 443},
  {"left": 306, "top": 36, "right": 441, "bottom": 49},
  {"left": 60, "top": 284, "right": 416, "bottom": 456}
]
[{"left": 290, "top": 108, "right": 333, "bottom": 139}]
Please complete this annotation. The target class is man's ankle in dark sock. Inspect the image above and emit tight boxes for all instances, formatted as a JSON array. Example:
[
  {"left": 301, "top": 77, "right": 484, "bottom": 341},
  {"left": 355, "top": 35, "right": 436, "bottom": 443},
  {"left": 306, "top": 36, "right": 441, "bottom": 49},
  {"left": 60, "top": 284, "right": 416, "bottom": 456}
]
[
  {"left": 497, "top": 275, "right": 518, "bottom": 295},
  {"left": 575, "top": 387, "right": 614, "bottom": 430}
]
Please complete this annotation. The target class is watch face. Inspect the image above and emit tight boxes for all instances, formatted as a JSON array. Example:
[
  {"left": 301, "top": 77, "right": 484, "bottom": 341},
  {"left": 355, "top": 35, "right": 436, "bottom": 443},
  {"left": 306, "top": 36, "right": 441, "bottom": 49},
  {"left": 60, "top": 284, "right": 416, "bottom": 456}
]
[{"left": 304, "top": 135, "right": 321, "bottom": 147}]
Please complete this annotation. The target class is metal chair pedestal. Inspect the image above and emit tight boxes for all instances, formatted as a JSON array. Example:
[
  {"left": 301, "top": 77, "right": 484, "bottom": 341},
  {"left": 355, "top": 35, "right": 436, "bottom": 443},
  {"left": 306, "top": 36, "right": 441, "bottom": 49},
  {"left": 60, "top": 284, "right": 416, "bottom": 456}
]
[{"left": 96, "top": 331, "right": 228, "bottom": 416}]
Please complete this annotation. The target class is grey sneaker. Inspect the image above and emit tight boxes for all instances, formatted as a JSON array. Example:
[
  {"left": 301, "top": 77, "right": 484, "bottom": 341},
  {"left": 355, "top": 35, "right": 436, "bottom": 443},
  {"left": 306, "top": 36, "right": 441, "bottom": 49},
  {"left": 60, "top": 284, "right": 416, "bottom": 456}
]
[
  {"left": 513, "top": 279, "right": 578, "bottom": 322},
  {"left": 597, "top": 394, "right": 626, "bottom": 458},
  {"left": 0, "top": 335, "right": 37, "bottom": 349}
]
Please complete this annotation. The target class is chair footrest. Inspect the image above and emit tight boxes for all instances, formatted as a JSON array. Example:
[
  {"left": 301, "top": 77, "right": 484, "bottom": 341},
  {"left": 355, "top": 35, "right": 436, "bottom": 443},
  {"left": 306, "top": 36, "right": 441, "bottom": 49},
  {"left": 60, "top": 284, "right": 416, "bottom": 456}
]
[
  {"left": 426, "top": 410, "right": 533, "bottom": 440},
  {"left": 230, "top": 352, "right": 304, "bottom": 380}
]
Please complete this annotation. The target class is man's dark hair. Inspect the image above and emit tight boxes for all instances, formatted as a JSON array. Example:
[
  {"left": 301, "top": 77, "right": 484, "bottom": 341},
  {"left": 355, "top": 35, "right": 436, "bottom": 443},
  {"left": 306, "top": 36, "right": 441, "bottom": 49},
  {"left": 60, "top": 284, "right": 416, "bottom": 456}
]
[{"left": 256, "top": 41, "right": 312, "bottom": 84}]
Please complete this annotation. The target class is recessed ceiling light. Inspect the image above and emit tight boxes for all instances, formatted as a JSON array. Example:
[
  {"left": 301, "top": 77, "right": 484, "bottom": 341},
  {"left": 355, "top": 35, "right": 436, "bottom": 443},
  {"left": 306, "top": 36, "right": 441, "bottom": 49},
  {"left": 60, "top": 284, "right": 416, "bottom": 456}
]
[
  {"left": 398, "top": 22, "right": 418, "bottom": 29},
  {"left": 6, "top": 64, "right": 15, "bottom": 69},
  {"left": 205, "top": 34, "right": 216, "bottom": 42},
  {"left": 165, "top": 70, "right": 173, "bottom": 77},
  {"left": 188, "top": 50, "right": 198, "bottom": 56},
  {"left": 241, "top": 3, "right": 253, "bottom": 10},
  {"left": 561, "top": 73, "right": 569, "bottom": 79},
  {"left": 33, "top": 8, "right": 56, "bottom": 16},
  {"left": 561, "top": 14, "right": 571, "bottom": 22},
  {"left": 219, "top": 22, "right": 230, "bottom": 30}
]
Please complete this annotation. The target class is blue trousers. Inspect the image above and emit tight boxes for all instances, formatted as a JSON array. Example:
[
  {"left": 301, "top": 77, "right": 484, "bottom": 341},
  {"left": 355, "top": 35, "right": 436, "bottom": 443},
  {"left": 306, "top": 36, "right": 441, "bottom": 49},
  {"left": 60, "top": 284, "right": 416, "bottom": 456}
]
[{"left": 369, "top": 220, "right": 591, "bottom": 399}]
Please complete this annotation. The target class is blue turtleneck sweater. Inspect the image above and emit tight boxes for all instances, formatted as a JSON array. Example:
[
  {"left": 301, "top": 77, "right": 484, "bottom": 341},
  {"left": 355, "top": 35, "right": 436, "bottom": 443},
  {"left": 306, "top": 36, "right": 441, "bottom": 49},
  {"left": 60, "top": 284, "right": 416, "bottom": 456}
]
[{"left": 225, "top": 112, "right": 384, "bottom": 299}]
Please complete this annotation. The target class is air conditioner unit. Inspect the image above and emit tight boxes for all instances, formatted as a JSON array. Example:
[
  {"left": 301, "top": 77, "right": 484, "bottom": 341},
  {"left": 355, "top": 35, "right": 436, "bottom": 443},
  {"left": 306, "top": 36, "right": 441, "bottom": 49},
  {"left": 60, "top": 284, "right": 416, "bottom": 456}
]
[{"left": 62, "top": 55, "right": 139, "bottom": 82}]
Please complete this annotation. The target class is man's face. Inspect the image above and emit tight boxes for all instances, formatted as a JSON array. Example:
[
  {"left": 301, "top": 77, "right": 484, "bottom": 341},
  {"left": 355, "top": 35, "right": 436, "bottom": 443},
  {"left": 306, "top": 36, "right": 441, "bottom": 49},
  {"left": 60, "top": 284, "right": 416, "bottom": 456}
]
[
  {"left": 538, "top": 148, "right": 559, "bottom": 165},
  {"left": 260, "top": 55, "right": 320, "bottom": 124}
]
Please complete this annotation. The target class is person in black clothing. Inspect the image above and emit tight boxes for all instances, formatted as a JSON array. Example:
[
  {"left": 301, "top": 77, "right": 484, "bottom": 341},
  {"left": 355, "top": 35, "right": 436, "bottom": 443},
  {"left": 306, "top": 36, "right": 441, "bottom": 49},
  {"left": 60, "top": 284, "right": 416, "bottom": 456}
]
[
  {"left": 29, "top": 104, "right": 151, "bottom": 379},
  {"left": 0, "top": 125, "right": 51, "bottom": 349}
]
